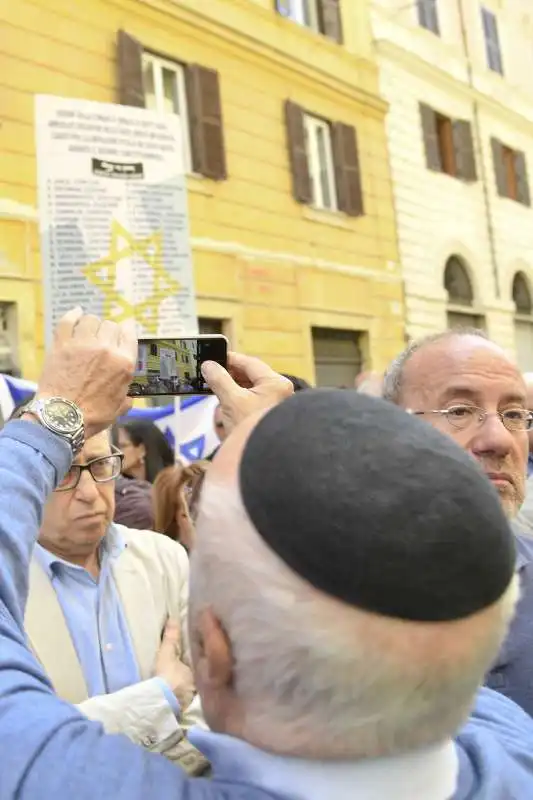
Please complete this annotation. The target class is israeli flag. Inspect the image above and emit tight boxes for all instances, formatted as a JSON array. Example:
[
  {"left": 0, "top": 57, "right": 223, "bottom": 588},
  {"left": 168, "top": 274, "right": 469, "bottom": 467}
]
[{"left": 0, "top": 374, "right": 219, "bottom": 463}]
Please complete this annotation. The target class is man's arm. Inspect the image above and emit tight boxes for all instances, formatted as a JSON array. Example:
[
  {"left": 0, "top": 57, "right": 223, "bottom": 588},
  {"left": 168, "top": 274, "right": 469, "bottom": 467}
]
[{"left": 0, "top": 423, "right": 189, "bottom": 799}]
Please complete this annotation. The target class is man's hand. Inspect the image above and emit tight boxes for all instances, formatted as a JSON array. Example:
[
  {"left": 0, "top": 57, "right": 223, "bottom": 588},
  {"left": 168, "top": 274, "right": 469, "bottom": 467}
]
[
  {"left": 201, "top": 352, "right": 293, "bottom": 436},
  {"left": 36, "top": 308, "right": 137, "bottom": 439},
  {"left": 156, "top": 619, "right": 195, "bottom": 710}
]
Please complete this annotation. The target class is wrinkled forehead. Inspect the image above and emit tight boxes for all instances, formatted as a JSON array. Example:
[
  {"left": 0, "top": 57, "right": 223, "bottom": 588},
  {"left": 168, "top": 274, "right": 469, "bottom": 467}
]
[
  {"left": 403, "top": 336, "right": 526, "bottom": 405},
  {"left": 76, "top": 430, "right": 113, "bottom": 463}
]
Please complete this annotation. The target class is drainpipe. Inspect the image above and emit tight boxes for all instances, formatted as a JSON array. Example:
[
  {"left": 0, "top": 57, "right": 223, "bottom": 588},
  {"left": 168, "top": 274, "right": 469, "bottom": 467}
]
[{"left": 457, "top": 0, "right": 500, "bottom": 299}]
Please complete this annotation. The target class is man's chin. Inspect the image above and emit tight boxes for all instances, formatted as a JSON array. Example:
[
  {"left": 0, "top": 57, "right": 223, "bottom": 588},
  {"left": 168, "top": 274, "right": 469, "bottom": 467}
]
[{"left": 492, "top": 484, "right": 520, "bottom": 519}]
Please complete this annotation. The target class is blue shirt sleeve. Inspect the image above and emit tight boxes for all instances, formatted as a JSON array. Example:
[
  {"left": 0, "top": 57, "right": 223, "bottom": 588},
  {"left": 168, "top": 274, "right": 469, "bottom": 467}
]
[
  {"left": 0, "top": 421, "right": 192, "bottom": 799},
  {"left": 154, "top": 677, "right": 181, "bottom": 717}
]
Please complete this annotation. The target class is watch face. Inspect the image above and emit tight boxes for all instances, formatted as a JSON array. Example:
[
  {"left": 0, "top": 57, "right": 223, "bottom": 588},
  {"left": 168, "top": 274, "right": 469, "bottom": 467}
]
[{"left": 43, "top": 399, "right": 81, "bottom": 433}]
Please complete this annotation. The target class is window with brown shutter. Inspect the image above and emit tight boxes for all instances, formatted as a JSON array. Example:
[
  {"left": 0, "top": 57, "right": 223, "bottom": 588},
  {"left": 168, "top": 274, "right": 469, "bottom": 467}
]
[
  {"left": 435, "top": 114, "right": 456, "bottom": 176},
  {"left": 420, "top": 103, "right": 477, "bottom": 183},
  {"left": 492, "top": 138, "right": 530, "bottom": 205},
  {"left": 117, "top": 31, "right": 145, "bottom": 107},
  {"left": 285, "top": 101, "right": 313, "bottom": 205},
  {"left": 419, "top": 103, "right": 442, "bottom": 172},
  {"left": 452, "top": 120, "right": 477, "bottom": 182},
  {"left": 515, "top": 151, "right": 531, "bottom": 207},
  {"left": 331, "top": 123, "right": 363, "bottom": 217},
  {"left": 317, "top": 0, "right": 344, "bottom": 43},
  {"left": 185, "top": 65, "right": 227, "bottom": 181},
  {"left": 116, "top": 32, "right": 227, "bottom": 181},
  {"left": 491, "top": 138, "right": 507, "bottom": 197}
]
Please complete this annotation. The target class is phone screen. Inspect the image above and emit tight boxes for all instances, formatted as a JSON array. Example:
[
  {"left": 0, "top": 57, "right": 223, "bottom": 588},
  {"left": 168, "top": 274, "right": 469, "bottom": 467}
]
[{"left": 128, "top": 336, "right": 228, "bottom": 397}]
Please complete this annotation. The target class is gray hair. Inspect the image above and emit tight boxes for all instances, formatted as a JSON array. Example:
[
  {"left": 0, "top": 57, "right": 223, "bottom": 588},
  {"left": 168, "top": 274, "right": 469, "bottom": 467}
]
[
  {"left": 382, "top": 329, "right": 488, "bottom": 405},
  {"left": 190, "top": 482, "right": 518, "bottom": 759}
]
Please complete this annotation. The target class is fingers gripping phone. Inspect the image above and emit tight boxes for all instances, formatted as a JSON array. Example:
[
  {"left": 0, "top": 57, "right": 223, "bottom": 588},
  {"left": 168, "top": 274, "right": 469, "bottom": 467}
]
[{"left": 128, "top": 335, "right": 228, "bottom": 397}]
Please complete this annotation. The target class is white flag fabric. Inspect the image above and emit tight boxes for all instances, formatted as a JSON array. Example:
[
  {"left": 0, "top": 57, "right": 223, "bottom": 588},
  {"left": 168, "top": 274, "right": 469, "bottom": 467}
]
[{"left": 0, "top": 374, "right": 218, "bottom": 463}]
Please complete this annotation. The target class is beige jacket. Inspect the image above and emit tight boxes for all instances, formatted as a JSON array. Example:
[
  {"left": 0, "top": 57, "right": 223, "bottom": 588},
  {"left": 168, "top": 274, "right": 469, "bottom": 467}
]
[{"left": 25, "top": 524, "right": 207, "bottom": 772}]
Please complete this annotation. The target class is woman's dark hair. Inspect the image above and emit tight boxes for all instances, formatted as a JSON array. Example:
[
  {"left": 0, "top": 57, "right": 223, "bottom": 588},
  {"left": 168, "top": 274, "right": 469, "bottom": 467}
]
[{"left": 115, "top": 419, "right": 174, "bottom": 483}]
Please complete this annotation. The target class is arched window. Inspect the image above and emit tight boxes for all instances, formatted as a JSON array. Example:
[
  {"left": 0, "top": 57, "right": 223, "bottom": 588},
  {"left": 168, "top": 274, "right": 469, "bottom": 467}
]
[
  {"left": 513, "top": 272, "right": 532, "bottom": 314},
  {"left": 444, "top": 256, "right": 474, "bottom": 307},
  {"left": 444, "top": 256, "right": 484, "bottom": 330},
  {"left": 513, "top": 271, "right": 533, "bottom": 371}
]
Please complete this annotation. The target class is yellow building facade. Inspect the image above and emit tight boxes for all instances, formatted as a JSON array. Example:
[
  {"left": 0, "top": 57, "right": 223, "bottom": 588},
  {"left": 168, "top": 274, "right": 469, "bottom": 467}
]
[{"left": 0, "top": 0, "right": 404, "bottom": 384}]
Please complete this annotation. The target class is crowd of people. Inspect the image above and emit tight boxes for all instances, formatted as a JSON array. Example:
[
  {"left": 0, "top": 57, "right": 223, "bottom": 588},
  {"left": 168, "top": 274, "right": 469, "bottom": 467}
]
[{"left": 2, "top": 309, "right": 533, "bottom": 798}]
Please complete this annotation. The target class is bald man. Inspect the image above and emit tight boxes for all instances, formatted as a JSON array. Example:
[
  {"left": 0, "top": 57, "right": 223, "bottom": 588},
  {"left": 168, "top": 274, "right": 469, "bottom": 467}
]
[
  {"left": 383, "top": 329, "right": 533, "bottom": 718},
  {"left": 2, "top": 312, "right": 533, "bottom": 799}
]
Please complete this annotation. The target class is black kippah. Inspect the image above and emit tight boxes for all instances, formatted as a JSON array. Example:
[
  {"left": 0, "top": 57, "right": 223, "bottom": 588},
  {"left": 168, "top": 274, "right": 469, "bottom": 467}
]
[{"left": 239, "top": 389, "right": 515, "bottom": 622}]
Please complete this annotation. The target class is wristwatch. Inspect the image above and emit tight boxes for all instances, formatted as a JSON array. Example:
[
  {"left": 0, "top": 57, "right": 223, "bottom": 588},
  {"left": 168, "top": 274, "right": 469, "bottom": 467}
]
[{"left": 15, "top": 397, "right": 85, "bottom": 456}]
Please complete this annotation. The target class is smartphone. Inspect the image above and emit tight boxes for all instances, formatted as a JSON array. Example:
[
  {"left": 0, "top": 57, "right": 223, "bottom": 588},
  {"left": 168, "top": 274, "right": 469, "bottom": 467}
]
[{"left": 128, "top": 335, "right": 228, "bottom": 397}]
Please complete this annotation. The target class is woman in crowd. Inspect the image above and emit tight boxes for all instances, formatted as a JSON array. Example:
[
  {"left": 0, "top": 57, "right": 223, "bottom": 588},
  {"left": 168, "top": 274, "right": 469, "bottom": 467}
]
[
  {"left": 113, "top": 420, "right": 174, "bottom": 529},
  {"left": 153, "top": 461, "right": 209, "bottom": 551},
  {"left": 115, "top": 419, "right": 175, "bottom": 483}
]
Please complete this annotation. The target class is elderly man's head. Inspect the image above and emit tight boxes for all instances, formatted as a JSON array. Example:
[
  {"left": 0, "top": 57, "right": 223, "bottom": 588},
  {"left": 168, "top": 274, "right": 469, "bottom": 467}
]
[
  {"left": 382, "top": 330, "right": 529, "bottom": 518},
  {"left": 10, "top": 398, "right": 121, "bottom": 562},
  {"left": 39, "top": 431, "right": 121, "bottom": 562},
  {"left": 189, "top": 390, "right": 517, "bottom": 761}
]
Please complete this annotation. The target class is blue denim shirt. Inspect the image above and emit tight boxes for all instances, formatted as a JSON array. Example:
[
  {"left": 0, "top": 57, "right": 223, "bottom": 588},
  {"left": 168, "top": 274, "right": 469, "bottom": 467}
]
[{"left": 33, "top": 530, "right": 141, "bottom": 697}]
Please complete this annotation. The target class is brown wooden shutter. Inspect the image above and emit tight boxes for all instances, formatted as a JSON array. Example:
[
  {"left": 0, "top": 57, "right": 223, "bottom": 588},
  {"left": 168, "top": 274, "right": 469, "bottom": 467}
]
[
  {"left": 331, "top": 122, "right": 364, "bottom": 217},
  {"left": 452, "top": 120, "right": 477, "bottom": 182},
  {"left": 185, "top": 65, "right": 227, "bottom": 181},
  {"left": 285, "top": 101, "right": 312, "bottom": 205},
  {"left": 117, "top": 31, "right": 145, "bottom": 107},
  {"left": 515, "top": 151, "right": 531, "bottom": 207},
  {"left": 491, "top": 137, "right": 507, "bottom": 197},
  {"left": 419, "top": 103, "right": 441, "bottom": 172},
  {"left": 318, "top": 0, "right": 344, "bottom": 43}
]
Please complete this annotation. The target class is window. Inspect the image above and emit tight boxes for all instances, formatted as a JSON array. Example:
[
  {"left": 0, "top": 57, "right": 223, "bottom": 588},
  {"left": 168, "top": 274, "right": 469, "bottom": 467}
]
[
  {"left": 445, "top": 257, "right": 474, "bottom": 307},
  {"left": 0, "top": 302, "right": 18, "bottom": 375},
  {"left": 142, "top": 53, "right": 192, "bottom": 173},
  {"left": 444, "top": 257, "right": 485, "bottom": 330},
  {"left": 419, "top": 104, "right": 477, "bottom": 182},
  {"left": 285, "top": 101, "right": 364, "bottom": 217},
  {"left": 275, "top": 0, "right": 343, "bottom": 43},
  {"left": 117, "top": 30, "right": 227, "bottom": 181},
  {"left": 481, "top": 8, "right": 504, "bottom": 75},
  {"left": 312, "top": 328, "right": 363, "bottom": 388},
  {"left": 198, "top": 318, "right": 224, "bottom": 335},
  {"left": 277, "top": 0, "right": 319, "bottom": 29},
  {"left": 491, "top": 139, "right": 530, "bottom": 206},
  {"left": 513, "top": 272, "right": 533, "bottom": 370},
  {"left": 417, "top": 0, "right": 440, "bottom": 35},
  {"left": 304, "top": 115, "right": 337, "bottom": 211}
]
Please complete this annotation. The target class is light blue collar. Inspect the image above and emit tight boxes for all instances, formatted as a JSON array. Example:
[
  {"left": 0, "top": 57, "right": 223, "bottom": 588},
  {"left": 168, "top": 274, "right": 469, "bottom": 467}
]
[
  {"left": 34, "top": 523, "right": 126, "bottom": 578},
  {"left": 188, "top": 727, "right": 458, "bottom": 800}
]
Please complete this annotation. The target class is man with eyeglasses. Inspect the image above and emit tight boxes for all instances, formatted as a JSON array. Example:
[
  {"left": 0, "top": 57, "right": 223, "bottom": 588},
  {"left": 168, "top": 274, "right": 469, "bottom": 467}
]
[
  {"left": 382, "top": 328, "right": 533, "bottom": 718},
  {"left": 10, "top": 398, "right": 208, "bottom": 773}
]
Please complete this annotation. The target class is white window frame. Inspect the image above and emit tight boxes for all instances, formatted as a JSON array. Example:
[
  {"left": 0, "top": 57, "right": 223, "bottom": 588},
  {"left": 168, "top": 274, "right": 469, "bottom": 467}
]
[
  {"left": 304, "top": 114, "right": 338, "bottom": 212},
  {"left": 142, "top": 52, "right": 192, "bottom": 174},
  {"left": 288, "top": 0, "right": 320, "bottom": 32}
]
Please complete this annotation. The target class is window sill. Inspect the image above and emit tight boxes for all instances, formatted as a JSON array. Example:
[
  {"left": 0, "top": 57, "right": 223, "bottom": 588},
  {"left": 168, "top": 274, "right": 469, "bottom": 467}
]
[
  {"left": 303, "top": 207, "right": 350, "bottom": 229},
  {"left": 187, "top": 174, "right": 215, "bottom": 197}
]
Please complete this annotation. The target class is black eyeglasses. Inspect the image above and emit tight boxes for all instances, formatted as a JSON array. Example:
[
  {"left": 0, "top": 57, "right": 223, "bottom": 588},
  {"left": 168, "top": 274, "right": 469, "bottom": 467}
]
[
  {"left": 411, "top": 405, "right": 533, "bottom": 433},
  {"left": 56, "top": 447, "right": 124, "bottom": 492}
]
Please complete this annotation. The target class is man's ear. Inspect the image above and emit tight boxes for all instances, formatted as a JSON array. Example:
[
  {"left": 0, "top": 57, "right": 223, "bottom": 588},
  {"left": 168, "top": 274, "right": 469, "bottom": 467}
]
[{"left": 195, "top": 608, "right": 233, "bottom": 689}]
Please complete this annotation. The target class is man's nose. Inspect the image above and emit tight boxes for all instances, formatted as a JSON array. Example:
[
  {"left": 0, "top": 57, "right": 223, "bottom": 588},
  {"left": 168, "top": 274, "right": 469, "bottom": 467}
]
[
  {"left": 469, "top": 412, "right": 515, "bottom": 457},
  {"left": 73, "top": 470, "right": 100, "bottom": 501}
]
